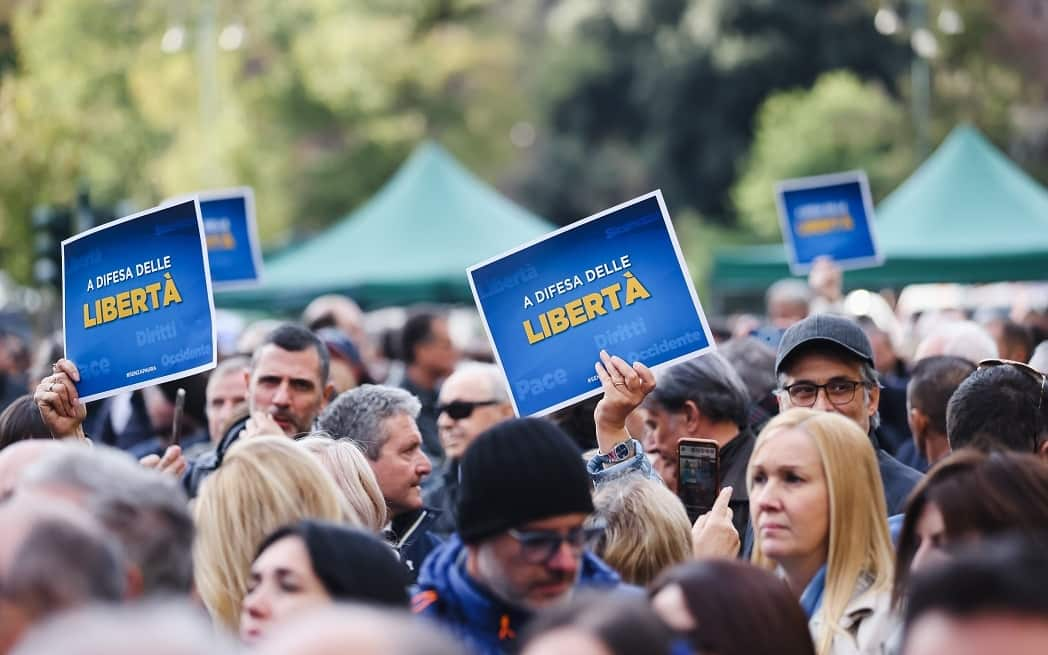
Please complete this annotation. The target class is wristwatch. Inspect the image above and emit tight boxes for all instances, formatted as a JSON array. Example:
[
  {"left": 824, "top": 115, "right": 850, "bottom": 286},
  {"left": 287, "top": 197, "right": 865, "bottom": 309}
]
[{"left": 600, "top": 439, "right": 637, "bottom": 465}]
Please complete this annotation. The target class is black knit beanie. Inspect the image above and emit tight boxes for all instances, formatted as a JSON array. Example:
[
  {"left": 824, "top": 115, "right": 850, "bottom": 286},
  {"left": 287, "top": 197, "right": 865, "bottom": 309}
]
[{"left": 456, "top": 417, "right": 594, "bottom": 544}]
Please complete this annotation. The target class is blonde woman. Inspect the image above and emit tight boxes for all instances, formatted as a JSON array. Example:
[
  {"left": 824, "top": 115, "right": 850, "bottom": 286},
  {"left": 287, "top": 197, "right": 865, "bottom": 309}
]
[
  {"left": 298, "top": 434, "right": 387, "bottom": 532},
  {"left": 749, "top": 408, "right": 894, "bottom": 655},
  {"left": 193, "top": 435, "right": 356, "bottom": 630},
  {"left": 588, "top": 475, "right": 692, "bottom": 585}
]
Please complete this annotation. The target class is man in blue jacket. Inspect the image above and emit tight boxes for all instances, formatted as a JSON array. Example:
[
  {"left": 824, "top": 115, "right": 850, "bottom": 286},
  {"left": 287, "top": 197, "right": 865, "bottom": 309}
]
[{"left": 412, "top": 418, "right": 621, "bottom": 655}]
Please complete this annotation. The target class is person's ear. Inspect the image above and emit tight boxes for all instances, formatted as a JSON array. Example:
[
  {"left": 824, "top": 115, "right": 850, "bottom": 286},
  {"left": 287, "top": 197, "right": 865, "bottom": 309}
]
[
  {"left": 124, "top": 565, "right": 145, "bottom": 600},
  {"left": 866, "top": 382, "right": 881, "bottom": 418},
  {"left": 1037, "top": 437, "right": 1048, "bottom": 459},
  {"left": 908, "top": 408, "right": 928, "bottom": 438},
  {"left": 682, "top": 400, "right": 703, "bottom": 435}
]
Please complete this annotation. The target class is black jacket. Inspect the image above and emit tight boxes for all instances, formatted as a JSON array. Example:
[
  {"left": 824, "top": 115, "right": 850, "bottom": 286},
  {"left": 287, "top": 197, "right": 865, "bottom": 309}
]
[
  {"left": 181, "top": 415, "right": 249, "bottom": 498},
  {"left": 423, "top": 460, "right": 460, "bottom": 537},
  {"left": 387, "top": 507, "right": 443, "bottom": 583}
]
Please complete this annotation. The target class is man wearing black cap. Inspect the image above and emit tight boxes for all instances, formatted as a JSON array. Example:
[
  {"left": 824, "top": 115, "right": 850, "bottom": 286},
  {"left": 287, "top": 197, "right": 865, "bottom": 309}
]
[
  {"left": 412, "top": 418, "right": 621, "bottom": 655},
  {"left": 775, "top": 313, "right": 922, "bottom": 513}
]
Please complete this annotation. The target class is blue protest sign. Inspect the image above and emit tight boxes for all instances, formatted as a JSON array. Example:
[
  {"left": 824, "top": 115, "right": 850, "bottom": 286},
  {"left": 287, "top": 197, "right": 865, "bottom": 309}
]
[
  {"left": 775, "top": 170, "right": 883, "bottom": 275},
  {"left": 62, "top": 199, "right": 217, "bottom": 402},
  {"left": 468, "top": 190, "right": 715, "bottom": 417},
  {"left": 198, "top": 187, "right": 263, "bottom": 289}
]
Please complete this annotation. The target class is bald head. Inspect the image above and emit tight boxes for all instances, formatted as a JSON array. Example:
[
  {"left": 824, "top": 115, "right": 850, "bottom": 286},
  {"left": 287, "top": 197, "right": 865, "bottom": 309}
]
[
  {"left": 0, "top": 440, "right": 64, "bottom": 499},
  {"left": 436, "top": 363, "right": 514, "bottom": 460}
]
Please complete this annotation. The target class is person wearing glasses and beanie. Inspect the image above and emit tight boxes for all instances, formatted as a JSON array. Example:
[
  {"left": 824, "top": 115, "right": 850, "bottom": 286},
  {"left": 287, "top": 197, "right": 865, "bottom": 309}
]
[
  {"left": 774, "top": 314, "right": 922, "bottom": 514},
  {"left": 412, "top": 418, "right": 622, "bottom": 655},
  {"left": 425, "top": 363, "right": 514, "bottom": 536}
]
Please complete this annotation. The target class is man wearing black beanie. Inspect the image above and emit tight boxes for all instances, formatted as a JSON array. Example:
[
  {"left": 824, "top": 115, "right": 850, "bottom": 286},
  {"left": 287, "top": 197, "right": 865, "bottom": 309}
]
[{"left": 412, "top": 417, "right": 622, "bottom": 655}]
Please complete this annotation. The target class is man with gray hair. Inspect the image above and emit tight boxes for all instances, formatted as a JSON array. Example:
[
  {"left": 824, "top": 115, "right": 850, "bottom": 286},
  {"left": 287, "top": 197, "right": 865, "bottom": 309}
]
[
  {"left": 18, "top": 444, "right": 194, "bottom": 597},
  {"left": 588, "top": 350, "right": 755, "bottom": 542},
  {"left": 318, "top": 384, "right": 438, "bottom": 579},
  {"left": 0, "top": 496, "right": 125, "bottom": 654},
  {"left": 10, "top": 600, "right": 238, "bottom": 655},
  {"left": 426, "top": 363, "right": 514, "bottom": 535}
]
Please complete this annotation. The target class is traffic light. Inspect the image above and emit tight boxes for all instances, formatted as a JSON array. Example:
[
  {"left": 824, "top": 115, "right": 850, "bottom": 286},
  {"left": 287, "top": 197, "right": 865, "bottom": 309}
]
[{"left": 32, "top": 205, "right": 72, "bottom": 289}]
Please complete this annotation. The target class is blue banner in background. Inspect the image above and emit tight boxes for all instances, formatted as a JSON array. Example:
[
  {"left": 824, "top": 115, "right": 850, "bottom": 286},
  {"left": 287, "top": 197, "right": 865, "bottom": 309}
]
[
  {"left": 199, "top": 187, "right": 263, "bottom": 289},
  {"left": 775, "top": 170, "right": 883, "bottom": 275},
  {"left": 62, "top": 199, "right": 217, "bottom": 402},
  {"left": 469, "top": 190, "right": 716, "bottom": 417}
]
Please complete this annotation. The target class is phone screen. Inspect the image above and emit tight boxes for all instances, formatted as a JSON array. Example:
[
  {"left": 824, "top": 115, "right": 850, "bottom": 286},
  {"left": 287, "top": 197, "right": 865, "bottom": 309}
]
[{"left": 678, "top": 441, "right": 719, "bottom": 523}]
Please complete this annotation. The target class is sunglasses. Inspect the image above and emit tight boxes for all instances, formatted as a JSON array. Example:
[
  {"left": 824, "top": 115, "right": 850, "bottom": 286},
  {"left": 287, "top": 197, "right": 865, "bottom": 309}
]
[
  {"left": 436, "top": 399, "right": 500, "bottom": 420},
  {"left": 507, "top": 524, "right": 606, "bottom": 564}
]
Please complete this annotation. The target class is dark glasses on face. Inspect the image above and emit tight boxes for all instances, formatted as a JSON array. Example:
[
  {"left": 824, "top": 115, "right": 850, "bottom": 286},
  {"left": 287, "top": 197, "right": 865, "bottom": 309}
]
[{"left": 436, "top": 399, "right": 500, "bottom": 420}]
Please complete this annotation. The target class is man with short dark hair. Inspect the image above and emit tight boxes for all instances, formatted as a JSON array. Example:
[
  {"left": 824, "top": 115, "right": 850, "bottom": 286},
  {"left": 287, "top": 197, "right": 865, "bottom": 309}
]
[
  {"left": 399, "top": 313, "right": 458, "bottom": 464},
  {"left": 946, "top": 360, "right": 1048, "bottom": 456},
  {"left": 774, "top": 313, "right": 921, "bottom": 513},
  {"left": 183, "top": 323, "right": 333, "bottom": 496},
  {"left": 902, "top": 536, "right": 1048, "bottom": 655},
  {"left": 906, "top": 356, "right": 975, "bottom": 466},
  {"left": 318, "top": 384, "right": 438, "bottom": 578},
  {"left": 413, "top": 418, "right": 622, "bottom": 654}
]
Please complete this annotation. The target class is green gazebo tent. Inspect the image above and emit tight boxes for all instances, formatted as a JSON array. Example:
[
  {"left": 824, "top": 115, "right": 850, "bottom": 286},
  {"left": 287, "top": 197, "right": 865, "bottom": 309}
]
[
  {"left": 712, "top": 125, "right": 1048, "bottom": 297},
  {"left": 216, "top": 142, "right": 555, "bottom": 312}
]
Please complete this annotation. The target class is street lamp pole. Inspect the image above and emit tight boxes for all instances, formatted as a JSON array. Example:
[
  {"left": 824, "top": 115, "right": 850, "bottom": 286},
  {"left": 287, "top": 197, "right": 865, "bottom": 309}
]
[{"left": 910, "top": 0, "right": 932, "bottom": 160}]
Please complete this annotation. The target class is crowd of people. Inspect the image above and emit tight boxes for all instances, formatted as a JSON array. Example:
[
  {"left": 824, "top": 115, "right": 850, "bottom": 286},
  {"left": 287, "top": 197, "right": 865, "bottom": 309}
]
[{"left": 0, "top": 270, "right": 1047, "bottom": 654}]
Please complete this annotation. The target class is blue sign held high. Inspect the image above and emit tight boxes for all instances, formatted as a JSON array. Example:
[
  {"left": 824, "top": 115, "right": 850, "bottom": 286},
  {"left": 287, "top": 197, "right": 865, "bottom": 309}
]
[
  {"left": 62, "top": 199, "right": 217, "bottom": 402},
  {"left": 468, "top": 190, "right": 716, "bottom": 417},
  {"left": 198, "top": 187, "right": 263, "bottom": 289},
  {"left": 775, "top": 170, "right": 883, "bottom": 275}
]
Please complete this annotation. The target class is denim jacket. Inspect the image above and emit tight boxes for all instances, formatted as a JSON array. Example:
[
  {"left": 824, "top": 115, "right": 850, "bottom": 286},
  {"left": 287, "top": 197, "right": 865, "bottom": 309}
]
[{"left": 585, "top": 438, "right": 661, "bottom": 486}]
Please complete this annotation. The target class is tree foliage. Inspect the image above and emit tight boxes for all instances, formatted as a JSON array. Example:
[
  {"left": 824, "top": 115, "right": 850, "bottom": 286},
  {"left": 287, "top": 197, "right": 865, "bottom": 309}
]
[
  {"left": 0, "top": 0, "right": 524, "bottom": 284},
  {"left": 732, "top": 71, "right": 916, "bottom": 239}
]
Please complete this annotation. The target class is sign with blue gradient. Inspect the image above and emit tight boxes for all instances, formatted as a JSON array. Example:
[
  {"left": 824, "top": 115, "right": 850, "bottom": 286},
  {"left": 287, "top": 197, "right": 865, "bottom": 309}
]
[
  {"left": 198, "top": 187, "right": 263, "bottom": 289},
  {"left": 468, "top": 190, "right": 716, "bottom": 417},
  {"left": 775, "top": 170, "right": 883, "bottom": 275},
  {"left": 61, "top": 199, "right": 217, "bottom": 402}
]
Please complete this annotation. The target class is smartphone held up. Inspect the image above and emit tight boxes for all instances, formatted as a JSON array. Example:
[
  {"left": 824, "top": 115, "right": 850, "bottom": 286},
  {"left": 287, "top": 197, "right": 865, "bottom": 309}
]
[{"left": 677, "top": 438, "right": 720, "bottom": 524}]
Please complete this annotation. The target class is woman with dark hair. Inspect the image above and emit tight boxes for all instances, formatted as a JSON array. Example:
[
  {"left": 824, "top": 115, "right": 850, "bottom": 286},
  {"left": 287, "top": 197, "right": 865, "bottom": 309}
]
[
  {"left": 240, "top": 519, "right": 411, "bottom": 645},
  {"left": 649, "top": 559, "right": 815, "bottom": 655},
  {"left": 519, "top": 592, "right": 672, "bottom": 655},
  {"left": 0, "top": 395, "right": 53, "bottom": 450},
  {"left": 892, "top": 449, "right": 1048, "bottom": 606}
]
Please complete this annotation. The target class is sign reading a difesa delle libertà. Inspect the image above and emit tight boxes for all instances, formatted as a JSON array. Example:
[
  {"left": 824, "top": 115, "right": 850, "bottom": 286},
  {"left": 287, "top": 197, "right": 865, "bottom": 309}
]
[
  {"left": 62, "top": 199, "right": 217, "bottom": 402},
  {"left": 468, "top": 190, "right": 716, "bottom": 417},
  {"left": 775, "top": 170, "right": 883, "bottom": 275}
]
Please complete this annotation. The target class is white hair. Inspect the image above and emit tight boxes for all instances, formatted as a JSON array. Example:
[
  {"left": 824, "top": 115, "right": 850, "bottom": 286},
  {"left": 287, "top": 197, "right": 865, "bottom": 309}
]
[
  {"left": 1030, "top": 341, "right": 1048, "bottom": 374},
  {"left": 914, "top": 320, "right": 999, "bottom": 364},
  {"left": 11, "top": 600, "right": 237, "bottom": 655}
]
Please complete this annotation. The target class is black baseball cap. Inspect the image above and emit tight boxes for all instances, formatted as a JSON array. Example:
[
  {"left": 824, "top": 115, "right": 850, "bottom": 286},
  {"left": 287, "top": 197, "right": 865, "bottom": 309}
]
[{"left": 775, "top": 313, "right": 875, "bottom": 375}]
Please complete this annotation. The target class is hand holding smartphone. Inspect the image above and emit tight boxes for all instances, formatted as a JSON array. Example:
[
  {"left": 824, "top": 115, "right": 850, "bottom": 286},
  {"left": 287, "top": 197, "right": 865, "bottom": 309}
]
[{"left": 677, "top": 437, "right": 720, "bottom": 524}]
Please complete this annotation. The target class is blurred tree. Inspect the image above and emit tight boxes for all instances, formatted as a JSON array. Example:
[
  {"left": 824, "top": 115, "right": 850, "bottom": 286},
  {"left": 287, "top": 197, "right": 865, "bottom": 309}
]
[
  {"left": 508, "top": 0, "right": 911, "bottom": 225},
  {"left": 0, "top": 0, "right": 524, "bottom": 283},
  {"left": 732, "top": 71, "right": 916, "bottom": 239}
]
